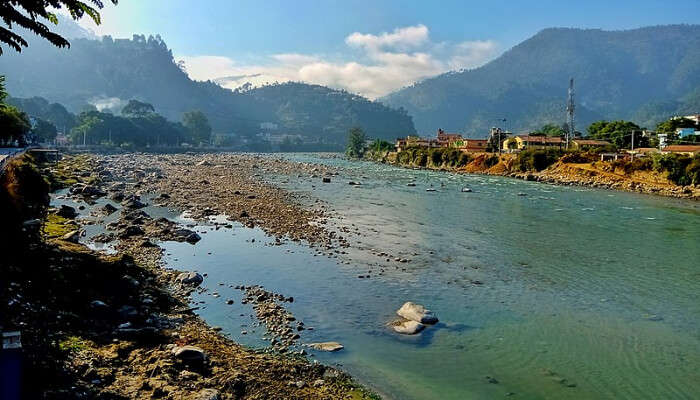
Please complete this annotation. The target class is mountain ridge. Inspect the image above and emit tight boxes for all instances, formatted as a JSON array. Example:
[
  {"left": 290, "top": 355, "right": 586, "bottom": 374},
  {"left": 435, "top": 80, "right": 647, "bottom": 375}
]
[{"left": 381, "top": 24, "right": 700, "bottom": 136}]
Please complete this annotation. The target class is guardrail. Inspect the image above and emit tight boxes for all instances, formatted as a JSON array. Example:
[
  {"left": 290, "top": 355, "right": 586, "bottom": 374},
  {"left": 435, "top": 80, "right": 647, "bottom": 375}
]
[{"left": 0, "top": 147, "right": 28, "bottom": 175}]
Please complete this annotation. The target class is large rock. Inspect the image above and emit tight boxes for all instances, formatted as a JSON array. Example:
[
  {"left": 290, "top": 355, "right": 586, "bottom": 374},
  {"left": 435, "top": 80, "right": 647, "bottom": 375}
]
[
  {"left": 392, "top": 319, "right": 425, "bottom": 335},
  {"left": 396, "top": 302, "right": 438, "bottom": 325},
  {"left": 57, "top": 205, "right": 78, "bottom": 219},
  {"left": 61, "top": 230, "right": 80, "bottom": 243},
  {"left": 118, "top": 225, "right": 144, "bottom": 239},
  {"left": 177, "top": 272, "right": 203, "bottom": 286},
  {"left": 171, "top": 345, "right": 207, "bottom": 364},
  {"left": 195, "top": 389, "right": 220, "bottom": 400},
  {"left": 308, "top": 342, "right": 344, "bottom": 352}
]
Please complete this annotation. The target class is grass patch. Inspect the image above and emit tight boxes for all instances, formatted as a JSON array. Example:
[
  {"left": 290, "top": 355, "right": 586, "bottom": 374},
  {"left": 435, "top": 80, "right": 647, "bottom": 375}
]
[
  {"left": 43, "top": 213, "right": 77, "bottom": 238},
  {"left": 58, "top": 336, "right": 91, "bottom": 354}
]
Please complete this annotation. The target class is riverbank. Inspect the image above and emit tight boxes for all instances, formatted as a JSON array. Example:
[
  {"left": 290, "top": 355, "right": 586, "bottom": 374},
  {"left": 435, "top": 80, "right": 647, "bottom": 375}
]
[
  {"left": 0, "top": 153, "right": 378, "bottom": 399},
  {"left": 380, "top": 150, "right": 700, "bottom": 200}
]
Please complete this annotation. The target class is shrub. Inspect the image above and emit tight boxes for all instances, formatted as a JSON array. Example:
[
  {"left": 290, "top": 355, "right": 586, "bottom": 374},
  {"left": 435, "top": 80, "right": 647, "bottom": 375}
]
[
  {"left": 652, "top": 154, "right": 694, "bottom": 185},
  {"left": 514, "top": 149, "right": 563, "bottom": 171}
]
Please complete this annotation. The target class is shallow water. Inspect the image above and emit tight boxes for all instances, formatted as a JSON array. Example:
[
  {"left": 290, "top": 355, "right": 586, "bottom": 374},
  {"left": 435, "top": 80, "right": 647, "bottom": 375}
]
[{"left": 57, "top": 154, "right": 700, "bottom": 399}]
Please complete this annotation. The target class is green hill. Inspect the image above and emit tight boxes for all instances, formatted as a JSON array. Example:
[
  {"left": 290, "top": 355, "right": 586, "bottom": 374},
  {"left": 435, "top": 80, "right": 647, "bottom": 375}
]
[
  {"left": 381, "top": 25, "right": 700, "bottom": 136},
  {"left": 0, "top": 29, "right": 415, "bottom": 144}
]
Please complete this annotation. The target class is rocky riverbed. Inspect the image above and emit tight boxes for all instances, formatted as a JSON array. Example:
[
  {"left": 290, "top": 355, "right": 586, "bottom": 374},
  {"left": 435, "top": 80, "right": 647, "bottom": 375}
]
[{"left": 2, "top": 153, "right": 380, "bottom": 399}]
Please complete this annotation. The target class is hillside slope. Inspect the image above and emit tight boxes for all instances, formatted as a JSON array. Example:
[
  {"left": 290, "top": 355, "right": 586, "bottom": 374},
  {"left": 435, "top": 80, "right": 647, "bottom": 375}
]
[
  {"left": 382, "top": 25, "right": 700, "bottom": 135},
  {"left": 0, "top": 30, "right": 415, "bottom": 142}
]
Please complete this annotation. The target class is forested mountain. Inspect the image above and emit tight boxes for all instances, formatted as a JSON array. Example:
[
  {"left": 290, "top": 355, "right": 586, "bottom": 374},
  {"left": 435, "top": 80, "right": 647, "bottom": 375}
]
[
  {"left": 0, "top": 28, "right": 415, "bottom": 143},
  {"left": 382, "top": 25, "right": 700, "bottom": 136}
]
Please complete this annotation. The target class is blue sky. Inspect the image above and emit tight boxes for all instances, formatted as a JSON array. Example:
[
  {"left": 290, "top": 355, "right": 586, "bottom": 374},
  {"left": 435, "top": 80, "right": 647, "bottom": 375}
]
[{"left": 74, "top": 0, "right": 700, "bottom": 97}]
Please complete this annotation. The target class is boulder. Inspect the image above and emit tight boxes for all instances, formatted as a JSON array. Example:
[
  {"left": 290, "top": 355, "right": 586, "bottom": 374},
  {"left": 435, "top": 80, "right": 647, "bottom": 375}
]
[
  {"left": 57, "top": 205, "right": 78, "bottom": 219},
  {"left": 322, "top": 177, "right": 331, "bottom": 183},
  {"left": 100, "top": 203, "right": 118, "bottom": 215},
  {"left": 177, "top": 272, "right": 203, "bottom": 286},
  {"left": 392, "top": 319, "right": 425, "bottom": 335},
  {"left": 396, "top": 302, "right": 438, "bottom": 325},
  {"left": 461, "top": 187, "right": 472, "bottom": 192},
  {"left": 61, "top": 230, "right": 81, "bottom": 243},
  {"left": 195, "top": 389, "right": 220, "bottom": 400},
  {"left": 185, "top": 232, "right": 201, "bottom": 244},
  {"left": 308, "top": 342, "right": 344, "bottom": 352},
  {"left": 118, "top": 225, "right": 145, "bottom": 239},
  {"left": 171, "top": 345, "right": 207, "bottom": 364}
]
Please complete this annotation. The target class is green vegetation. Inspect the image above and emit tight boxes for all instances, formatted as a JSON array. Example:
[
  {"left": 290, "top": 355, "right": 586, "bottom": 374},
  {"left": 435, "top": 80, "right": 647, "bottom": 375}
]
[
  {"left": 610, "top": 153, "right": 700, "bottom": 186},
  {"left": 0, "top": 75, "right": 31, "bottom": 146},
  {"left": 514, "top": 149, "right": 565, "bottom": 172},
  {"left": 395, "top": 146, "right": 474, "bottom": 169},
  {"left": 345, "top": 127, "right": 367, "bottom": 159},
  {"left": 0, "top": 0, "right": 116, "bottom": 54},
  {"left": 383, "top": 26, "right": 700, "bottom": 134},
  {"left": 2, "top": 26, "right": 416, "bottom": 145},
  {"left": 533, "top": 123, "right": 567, "bottom": 137},
  {"left": 182, "top": 110, "right": 213, "bottom": 145},
  {"left": 363, "top": 139, "right": 394, "bottom": 161},
  {"left": 587, "top": 120, "right": 647, "bottom": 148}
]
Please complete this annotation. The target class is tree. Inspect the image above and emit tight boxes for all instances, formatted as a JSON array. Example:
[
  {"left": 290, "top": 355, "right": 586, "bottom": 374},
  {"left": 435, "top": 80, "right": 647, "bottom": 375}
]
[
  {"left": 587, "top": 120, "right": 645, "bottom": 148},
  {"left": 533, "top": 123, "right": 566, "bottom": 137},
  {"left": 121, "top": 99, "right": 155, "bottom": 117},
  {"left": 345, "top": 127, "right": 367, "bottom": 158},
  {"left": 0, "top": 75, "right": 7, "bottom": 104},
  {"left": 0, "top": 0, "right": 118, "bottom": 54},
  {"left": 182, "top": 110, "right": 212, "bottom": 145},
  {"left": 0, "top": 105, "right": 31, "bottom": 146},
  {"left": 32, "top": 118, "right": 57, "bottom": 143},
  {"left": 656, "top": 117, "right": 698, "bottom": 134}
]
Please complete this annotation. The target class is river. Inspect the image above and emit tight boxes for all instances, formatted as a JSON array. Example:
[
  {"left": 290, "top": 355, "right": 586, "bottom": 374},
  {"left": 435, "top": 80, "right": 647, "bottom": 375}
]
[{"left": 57, "top": 153, "right": 700, "bottom": 399}]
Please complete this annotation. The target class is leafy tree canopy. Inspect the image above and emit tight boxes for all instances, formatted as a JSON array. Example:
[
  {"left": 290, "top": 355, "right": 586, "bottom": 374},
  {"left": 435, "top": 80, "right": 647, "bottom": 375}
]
[
  {"left": 0, "top": 105, "right": 31, "bottom": 146},
  {"left": 656, "top": 117, "right": 698, "bottom": 134},
  {"left": 345, "top": 127, "right": 367, "bottom": 159},
  {"left": 32, "top": 117, "right": 57, "bottom": 142},
  {"left": 533, "top": 123, "right": 567, "bottom": 137},
  {"left": 121, "top": 99, "right": 155, "bottom": 117},
  {"left": 587, "top": 120, "right": 646, "bottom": 148},
  {"left": 182, "top": 110, "right": 212, "bottom": 145},
  {"left": 0, "top": 0, "right": 117, "bottom": 54}
]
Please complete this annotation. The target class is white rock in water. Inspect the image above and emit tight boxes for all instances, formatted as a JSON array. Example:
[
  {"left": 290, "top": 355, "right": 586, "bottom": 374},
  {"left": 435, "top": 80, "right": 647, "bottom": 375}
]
[
  {"left": 392, "top": 319, "right": 425, "bottom": 335},
  {"left": 397, "top": 302, "right": 438, "bottom": 324},
  {"left": 308, "top": 342, "right": 344, "bottom": 352},
  {"left": 177, "top": 271, "right": 203, "bottom": 286}
]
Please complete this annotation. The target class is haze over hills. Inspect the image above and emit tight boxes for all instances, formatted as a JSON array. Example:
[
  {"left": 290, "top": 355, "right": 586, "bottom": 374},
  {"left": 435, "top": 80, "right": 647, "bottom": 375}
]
[
  {"left": 381, "top": 25, "right": 700, "bottom": 136},
  {"left": 0, "top": 19, "right": 416, "bottom": 144}
]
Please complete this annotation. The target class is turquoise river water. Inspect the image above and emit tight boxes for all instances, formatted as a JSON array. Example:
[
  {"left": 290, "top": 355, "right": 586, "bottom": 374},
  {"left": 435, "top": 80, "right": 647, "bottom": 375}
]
[{"left": 57, "top": 154, "right": 700, "bottom": 399}]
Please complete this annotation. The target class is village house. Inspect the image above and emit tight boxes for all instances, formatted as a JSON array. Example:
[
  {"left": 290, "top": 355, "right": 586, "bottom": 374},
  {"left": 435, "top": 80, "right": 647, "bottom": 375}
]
[
  {"left": 395, "top": 136, "right": 441, "bottom": 152},
  {"left": 452, "top": 138, "right": 489, "bottom": 152},
  {"left": 502, "top": 135, "right": 564, "bottom": 151},
  {"left": 661, "top": 144, "right": 700, "bottom": 156},
  {"left": 436, "top": 129, "right": 463, "bottom": 146},
  {"left": 570, "top": 139, "right": 612, "bottom": 150}
]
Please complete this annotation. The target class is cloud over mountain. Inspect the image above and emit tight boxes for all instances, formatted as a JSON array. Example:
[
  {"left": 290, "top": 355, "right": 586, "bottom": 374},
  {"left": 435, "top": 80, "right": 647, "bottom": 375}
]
[{"left": 180, "top": 25, "right": 498, "bottom": 98}]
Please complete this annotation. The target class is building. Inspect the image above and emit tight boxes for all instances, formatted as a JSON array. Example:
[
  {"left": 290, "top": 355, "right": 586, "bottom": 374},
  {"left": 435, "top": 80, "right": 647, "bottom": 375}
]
[
  {"left": 436, "top": 129, "right": 463, "bottom": 146},
  {"left": 452, "top": 138, "right": 488, "bottom": 152},
  {"left": 661, "top": 145, "right": 700, "bottom": 156},
  {"left": 676, "top": 127, "right": 699, "bottom": 138},
  {"left": 682, "top": 114, "right": 700, "bottom": 125},
  {"left": 395, "top": 136, "right": 441, "bottom": 152},
  {"left": 502, "top": 135, "right": 565, "bottom": 151},
  {"left": 570, "top": 139, "right": 612, "bottom": 150}
]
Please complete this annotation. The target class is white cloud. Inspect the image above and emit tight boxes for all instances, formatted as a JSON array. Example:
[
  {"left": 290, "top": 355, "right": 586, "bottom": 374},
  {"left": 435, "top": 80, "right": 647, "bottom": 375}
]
[{"left": 179, "top": 25, "right": 498, "bottom": 99}]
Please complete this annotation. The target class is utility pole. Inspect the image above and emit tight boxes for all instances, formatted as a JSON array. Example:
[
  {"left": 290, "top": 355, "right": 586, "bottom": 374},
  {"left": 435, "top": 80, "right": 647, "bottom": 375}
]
[
  {"left": 566, "top": 78, "right": 575, "bottom": 149},
  {"left": 631, "top": 130, "right": 635, "bottom": 152}
]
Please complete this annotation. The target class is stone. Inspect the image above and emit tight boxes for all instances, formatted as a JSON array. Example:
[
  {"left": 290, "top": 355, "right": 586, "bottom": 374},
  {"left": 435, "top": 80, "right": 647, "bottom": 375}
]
[
  {"left": 57, "top": 205, "right": 78, "bottom": 219},
  {"left": 185, "top": 232, "right": 201, "bottom": 244},
  {"left": 309, "top": 342, "right": 344, "bottom": 352},
  {"left": 100, "top": 203, "right": 118, "bottom": 215},
  {"left": 392, "top": 319, "right": 426, "bottom": 335},
  {"left": 322, "top": 177, "right": 331, "bottom": 183},
  {"left": 396, "top": 301, "right": 438, "bottom": 324},
  {"left": 177, "top": 272, "right": 203, "bottom": 286},
  {"left": 118, "top": 225, "right": 145, "bottom": 238},
  {"left": 461, "top": 187, "right": 472, "bottom": 192},
  {"left": 61, "top": 230, "right": 80, "bottom": 243},
  {"left": 313, "top": 379, "right": 325, "bottom": 387},
  {"left": 194, "top": 389, "right": 220, "bottom": 400},
  {"left": 172, "top": 345, "right": 207, "bottom": 363}
]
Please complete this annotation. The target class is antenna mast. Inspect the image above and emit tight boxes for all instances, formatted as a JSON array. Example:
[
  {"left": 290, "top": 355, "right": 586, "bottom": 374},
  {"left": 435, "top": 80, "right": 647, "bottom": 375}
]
[{"left": 566, "top": 78, "right": 575, "bottom": 149}]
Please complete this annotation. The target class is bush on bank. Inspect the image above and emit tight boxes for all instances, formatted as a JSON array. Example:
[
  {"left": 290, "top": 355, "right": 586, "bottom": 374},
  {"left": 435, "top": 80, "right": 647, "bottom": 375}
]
[{"left": 611, "top": 153, "right": 700, "bottom": 186}]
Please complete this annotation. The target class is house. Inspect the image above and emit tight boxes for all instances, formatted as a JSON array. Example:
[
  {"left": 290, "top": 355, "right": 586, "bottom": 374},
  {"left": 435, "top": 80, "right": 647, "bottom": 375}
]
[
  {"left": 436, "top": 129, "right": 463, "bottom": 146},
  {"left": 502, "top": 135, "right": 564, "bottom": 151},
  {"left": 681, "top": 114, "right": 700, "bottom": 125},
  {"left": 452, "top": 138, "right": 488, "bottom": 152},
  {"left": 628, "top": 147, "right": 660, "bottom": 157},
  {"left": 661, "top": 145, "right": 700, "bottom": 156},
  {"left": 570, "top": 139, "right": 612, "bottom": 150},
  {"left": 395, "top": 136, "right": 441, "bottom": 152},
  {"left": 676, "top": 127, "right": 699, "bottom": 138}
]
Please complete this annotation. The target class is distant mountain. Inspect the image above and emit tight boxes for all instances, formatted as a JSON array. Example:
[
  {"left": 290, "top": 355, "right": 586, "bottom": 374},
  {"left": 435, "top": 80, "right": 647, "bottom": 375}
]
[
  {"left": 381, "top": 25, "right": 700, "bottom": 136},
  {"left": 0, "top": 27, "right": 415, "bottom": 143}
]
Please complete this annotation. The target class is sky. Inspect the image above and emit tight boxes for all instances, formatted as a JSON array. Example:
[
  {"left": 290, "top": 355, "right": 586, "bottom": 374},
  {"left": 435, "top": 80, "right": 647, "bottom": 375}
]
[{"left": 70, "top": 0, "right": 700, "bottom": 98}]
